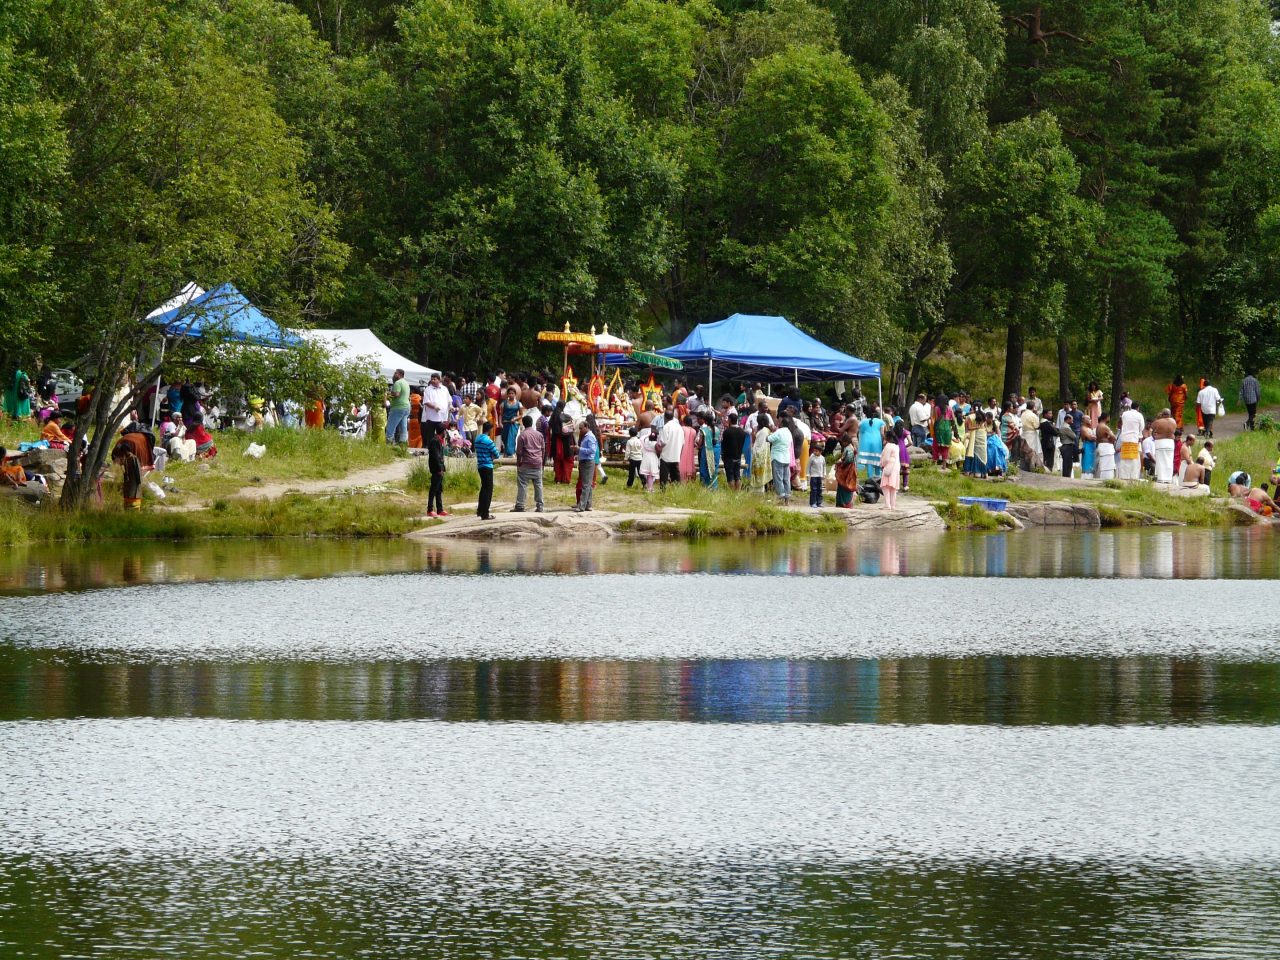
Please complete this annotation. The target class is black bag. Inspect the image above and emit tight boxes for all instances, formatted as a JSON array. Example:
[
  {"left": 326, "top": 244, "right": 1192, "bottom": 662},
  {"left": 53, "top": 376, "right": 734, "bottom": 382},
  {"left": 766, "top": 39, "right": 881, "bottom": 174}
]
[{"left": 858, "top": 477, "right": 882, "bottom": 504}]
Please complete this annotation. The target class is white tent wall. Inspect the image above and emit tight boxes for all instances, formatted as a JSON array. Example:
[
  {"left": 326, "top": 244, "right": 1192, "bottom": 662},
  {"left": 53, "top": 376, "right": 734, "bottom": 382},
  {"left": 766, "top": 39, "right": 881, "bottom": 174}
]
[{"left": 299, "top": 329, "right": 439, "bottom": 385}]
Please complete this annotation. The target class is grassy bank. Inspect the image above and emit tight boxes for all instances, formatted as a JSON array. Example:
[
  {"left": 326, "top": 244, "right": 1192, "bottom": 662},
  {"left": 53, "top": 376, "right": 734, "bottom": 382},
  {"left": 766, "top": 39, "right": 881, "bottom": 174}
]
[
  {"left": 0, "top": 493, "right": 422, "bottom": 547},
  {"left": 905, "top": 465, "right": 1231, "bottom": 526},
  {"left": 162, "top": 426, "right": 403, "bottom": 502}
]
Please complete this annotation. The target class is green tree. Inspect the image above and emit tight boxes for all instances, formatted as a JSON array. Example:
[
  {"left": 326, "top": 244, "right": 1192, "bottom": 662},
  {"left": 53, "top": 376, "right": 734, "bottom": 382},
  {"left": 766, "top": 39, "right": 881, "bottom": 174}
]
[
  {"left": 26, "top": 0, "right": 336, "bottom": 505},
  {"left": 338, "top": 0, "right": 678, "bottom": 370},
  {"left": 714, "top": 46, "right": 897, "bottom": 355},
  {"left": 0, "top": 0, "right": 66, "bottom": 362}
]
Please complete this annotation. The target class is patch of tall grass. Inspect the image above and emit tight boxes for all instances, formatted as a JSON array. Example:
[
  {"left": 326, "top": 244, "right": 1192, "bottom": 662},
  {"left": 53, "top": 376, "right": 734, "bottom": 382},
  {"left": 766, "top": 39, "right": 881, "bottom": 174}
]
[
  {"left": 165, "top": 426, "right": 404, "bottom": 500},
  {"left": 1210, "top": 430, "right": 1280, "bottom": 495},
  {"left": 908, "top": 461, "right": 1227, "bottom": 526},
  {"left": 442, "top": 457, "right": 480, "bottom": 496},
  {"left": 0, "top": 493, "right": 419, "bottom": 545}
]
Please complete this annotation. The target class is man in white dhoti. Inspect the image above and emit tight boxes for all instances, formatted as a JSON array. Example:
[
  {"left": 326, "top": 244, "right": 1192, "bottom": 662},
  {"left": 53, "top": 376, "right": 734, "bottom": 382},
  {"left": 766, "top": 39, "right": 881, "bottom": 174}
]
[
  {"left": 1152, "top": 409, "right": 1177, "bottom": 484},
  {"left": 1117, "top": 402, "right": 1145, "bottom": 481}
]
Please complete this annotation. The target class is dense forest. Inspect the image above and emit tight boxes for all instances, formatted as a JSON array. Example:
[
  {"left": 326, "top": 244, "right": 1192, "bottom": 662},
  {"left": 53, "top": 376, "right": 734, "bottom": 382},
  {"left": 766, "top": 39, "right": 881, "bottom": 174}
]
[{"left": 4, "top": 0, "right": 1280, "bottom": 414}]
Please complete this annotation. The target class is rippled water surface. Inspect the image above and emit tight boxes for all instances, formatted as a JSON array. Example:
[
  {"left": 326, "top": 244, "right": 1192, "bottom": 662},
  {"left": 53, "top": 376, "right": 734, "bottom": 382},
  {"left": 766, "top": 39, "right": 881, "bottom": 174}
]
[{"left": 2, "top": 529, "right": 1279, "bottom": 958}]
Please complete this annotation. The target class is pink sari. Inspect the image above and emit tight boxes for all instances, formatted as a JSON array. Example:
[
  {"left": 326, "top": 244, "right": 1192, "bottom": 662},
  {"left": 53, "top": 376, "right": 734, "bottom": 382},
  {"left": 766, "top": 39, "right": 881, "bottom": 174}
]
[{"left": 680, "top": 425, "right": 697, "bottom": 480}]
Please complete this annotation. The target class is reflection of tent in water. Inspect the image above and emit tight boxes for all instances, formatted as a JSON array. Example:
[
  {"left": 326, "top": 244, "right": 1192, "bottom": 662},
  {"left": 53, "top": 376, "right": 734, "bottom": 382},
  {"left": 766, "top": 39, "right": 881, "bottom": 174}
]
[{"left": 297, "top": 329, "right": 439, "bottom": 385}]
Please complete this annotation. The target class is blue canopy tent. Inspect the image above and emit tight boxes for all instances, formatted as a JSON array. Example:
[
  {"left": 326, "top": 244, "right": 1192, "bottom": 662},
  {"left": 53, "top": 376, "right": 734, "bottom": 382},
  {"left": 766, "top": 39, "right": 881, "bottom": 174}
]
[
  {"left": 608, "top": 313, "right": 881, "bottom": 404},
  {"left": 144, "top": 283, "right": 300, "bottom": 426},
  {"left": 147, "top": 283, "right": 301, "bottom": 348}
]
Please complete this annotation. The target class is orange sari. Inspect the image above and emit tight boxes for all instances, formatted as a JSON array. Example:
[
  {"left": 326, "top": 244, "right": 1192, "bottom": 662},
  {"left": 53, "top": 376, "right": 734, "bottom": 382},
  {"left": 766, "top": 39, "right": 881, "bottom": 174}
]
[
  {"left": 1166, "top": 383, "right": 1187, "bottom": 427},
  {"left": 305, "top": 399, "right": 325, "bottom": 429},
  {"left": 408, "top": 394, "right": 423, "bottom": 447}
]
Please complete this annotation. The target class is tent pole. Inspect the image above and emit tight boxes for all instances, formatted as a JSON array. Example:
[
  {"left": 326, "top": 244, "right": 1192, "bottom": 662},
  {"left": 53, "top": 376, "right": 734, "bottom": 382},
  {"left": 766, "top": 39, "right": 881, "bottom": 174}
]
[
  {"left": 150, "top": 336, "right": 166, "bottom": 429},
  {"left": 708, "top": 355, "right": 713, "bottom": 408},
  {"left": 877, "top": 376, "right": 883, "bottom": 411},
  {"left": 794, "top": 368, "right": 799, "bottom": 390}
]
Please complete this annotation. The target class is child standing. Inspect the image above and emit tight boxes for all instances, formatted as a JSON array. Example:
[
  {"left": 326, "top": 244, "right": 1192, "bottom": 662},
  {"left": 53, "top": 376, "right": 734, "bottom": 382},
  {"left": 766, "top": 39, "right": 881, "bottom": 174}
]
[
  {"left": 879, "top": 426, "right": 902, "bottom": 510},
  {"left": 640, "top": 425, "right": 661, "bottom": 492},
  {"left": 427, "top": 423, "right": 447, "bottom": 517},
  {"left": 625, "top": 426, "right": 643, "bottom": 488},
  {"left": 898, "top": 425, "right": 911, "bottom": 492},
  {"left": 808, "top": 444, "right": 826, "bottom": 507}
]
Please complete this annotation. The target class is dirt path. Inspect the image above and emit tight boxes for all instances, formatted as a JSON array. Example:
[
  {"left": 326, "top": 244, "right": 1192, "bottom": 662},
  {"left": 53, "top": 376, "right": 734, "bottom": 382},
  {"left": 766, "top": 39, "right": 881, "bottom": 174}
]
[
  {"left": 1204, "top": 405, "right": 1280, "bottom": 440},
  {"left": 238, "top": 458, "right": 417, "bottom": 500}
]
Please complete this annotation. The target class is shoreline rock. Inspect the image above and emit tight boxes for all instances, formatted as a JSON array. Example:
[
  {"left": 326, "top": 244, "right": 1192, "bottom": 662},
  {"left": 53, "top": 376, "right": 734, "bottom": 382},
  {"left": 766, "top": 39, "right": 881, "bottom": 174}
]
[{"left": 409, "top": 502, "right": 946, "bottom": 541}]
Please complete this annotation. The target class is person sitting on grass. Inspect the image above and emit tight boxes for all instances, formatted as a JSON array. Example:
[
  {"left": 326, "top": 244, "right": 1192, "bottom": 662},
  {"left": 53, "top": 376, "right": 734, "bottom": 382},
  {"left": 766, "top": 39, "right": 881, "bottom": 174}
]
[
  {"left": 185, "top": 416, "right": 217, "bottom": 459},
  {"left": 1227, "top": 471, "right": 1277, "bottom": 516},
  {"left": 41, "top": 416, "right": 73, "bottom": 449},
  {"left": 0, "top": 448, "right": 31, "bottom": 490}
]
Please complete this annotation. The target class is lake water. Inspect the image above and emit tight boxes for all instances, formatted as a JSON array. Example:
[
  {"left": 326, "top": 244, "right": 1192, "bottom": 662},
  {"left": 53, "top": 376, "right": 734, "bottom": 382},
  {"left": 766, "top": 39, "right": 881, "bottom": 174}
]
[{"left": 2, "top": 529, "right": 1279, "bottom": 958}]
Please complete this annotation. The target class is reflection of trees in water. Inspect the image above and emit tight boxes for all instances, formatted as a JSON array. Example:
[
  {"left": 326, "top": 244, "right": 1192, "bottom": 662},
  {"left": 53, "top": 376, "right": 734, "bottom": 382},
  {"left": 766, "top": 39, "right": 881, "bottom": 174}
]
[
  {"left": 1, "top": 528, "right": 1276, "bottom": 593},
  {"left": 4, "top": 653, "right": 1275, "bottom": 726}
]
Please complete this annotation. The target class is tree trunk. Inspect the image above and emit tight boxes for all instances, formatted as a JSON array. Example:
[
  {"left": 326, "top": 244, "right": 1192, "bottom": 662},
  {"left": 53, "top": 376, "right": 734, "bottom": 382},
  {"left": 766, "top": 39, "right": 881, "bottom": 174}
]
[
  {"left": 1002, "top": 322, "right": 1025, "bottom": 403},
  {"left": 1056, "top": 335, "right": 1071, "bottom": 404},
  {"left": 1109, "top": 311, "right": 1128, "bottom": 423}
]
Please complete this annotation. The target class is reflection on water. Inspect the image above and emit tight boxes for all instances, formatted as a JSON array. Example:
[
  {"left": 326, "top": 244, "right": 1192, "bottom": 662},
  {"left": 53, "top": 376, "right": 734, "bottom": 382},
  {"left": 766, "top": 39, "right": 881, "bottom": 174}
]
[
  {"left": 4, "top": 652, "right": 1278, "bottom": 725},
  {"left": 1, "top": 853, "right": 1277, "bottom": 960},
  {"left": 2, "top": 526, "right": 1279, "bottom": 594},
  {"left": 5, "top": 722, "right": 1277, "bottom": 862},
  {"left": 3, "top": 852, "right": 1277, "bottom": 960},
  {"left": 4, "top": 528, "right": 1280, "bottom": 959},
  {"left": 5, "top": 574, "right": 1280, "bottom": 662}
]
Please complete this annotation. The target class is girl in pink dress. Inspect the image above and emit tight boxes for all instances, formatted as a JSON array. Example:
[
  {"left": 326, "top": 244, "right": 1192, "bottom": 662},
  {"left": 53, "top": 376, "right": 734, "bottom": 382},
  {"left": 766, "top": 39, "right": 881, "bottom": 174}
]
[{"left": 879, "top": 424, "right": 902, "bottom": 509}]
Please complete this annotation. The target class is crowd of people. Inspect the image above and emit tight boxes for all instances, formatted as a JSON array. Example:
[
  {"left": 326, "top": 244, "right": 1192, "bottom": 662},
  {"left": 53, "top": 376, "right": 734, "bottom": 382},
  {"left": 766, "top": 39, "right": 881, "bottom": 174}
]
[
  {"left": 3, "top": 356, "right": 1277, "bottom": 517},
  {"left": 378, "top": 367, "right": 1280, "bottom": 519}
]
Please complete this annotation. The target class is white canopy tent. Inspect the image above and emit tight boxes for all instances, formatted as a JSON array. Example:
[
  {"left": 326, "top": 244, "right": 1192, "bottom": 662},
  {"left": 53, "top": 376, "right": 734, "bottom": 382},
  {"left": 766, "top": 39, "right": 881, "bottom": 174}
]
[
  {"left": 146, "top": 282, "right": 206, "bottom": 320},
  {"left": 299, "top": 328, "right": 439, "bottom": 385}
]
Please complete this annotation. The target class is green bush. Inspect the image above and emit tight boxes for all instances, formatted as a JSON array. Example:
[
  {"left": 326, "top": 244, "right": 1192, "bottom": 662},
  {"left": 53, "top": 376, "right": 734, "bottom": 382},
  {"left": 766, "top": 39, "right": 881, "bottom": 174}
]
[
  {"left": 406, "top": 459, "right": 432, "bottom": 493},
  {"left": 442, "top": 458, "right": 480, "bottom": 496}
]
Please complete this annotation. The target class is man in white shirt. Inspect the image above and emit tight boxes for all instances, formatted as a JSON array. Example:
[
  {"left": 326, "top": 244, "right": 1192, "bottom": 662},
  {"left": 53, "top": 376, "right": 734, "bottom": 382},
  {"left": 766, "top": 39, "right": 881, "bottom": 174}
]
[
  {"left": 1117, "top": 402, "right": 1146, "bottom": 481},
  {"left": 908, "top": 393, "right": 931, "bottom": 449},
  {"left": 1196, "top": 379, "right": 1223, "bottom": 437},
  {"left": 420, "top": 373, "right": 452, "bottom": 426},
  {"left": 657, "top": 414, "right": 684, "bottom": 487},
  {"left": 1027, "top": 387, "right": 1044, "bottom": 416}
]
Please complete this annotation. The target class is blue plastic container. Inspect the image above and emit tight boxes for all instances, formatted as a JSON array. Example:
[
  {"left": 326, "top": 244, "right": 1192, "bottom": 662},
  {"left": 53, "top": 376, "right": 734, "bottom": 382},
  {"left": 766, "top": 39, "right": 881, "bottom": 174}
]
[{"left": 957, "top": 496, "right": 1009, "bottom": 513}]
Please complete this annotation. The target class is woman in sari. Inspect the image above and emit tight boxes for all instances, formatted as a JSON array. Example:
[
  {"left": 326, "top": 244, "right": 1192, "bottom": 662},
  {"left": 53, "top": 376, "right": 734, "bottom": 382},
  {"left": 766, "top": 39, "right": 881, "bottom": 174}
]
[
  {"left": 963, "top": 413, "right": 988, "bottom": 478},
  {"left": 986, "top": 418, "right": 1010, "bottom": 477},
  {"left": 931, "top": 395, "right": 953, "bottom": 467},
  {"left": 697, "top": 412, "right": 719, "bottom": 488},
  {"left": 857, "top": 408, "right": 886, "bottom": 480},
  {"left": 187, "top": 418, "right": 217, "bottom": 458},
  {"left": 1167, "top": 376, "right": 1187, "bottom": 427},
  {"left": 3, "top": 369, "right": 32, "bottom": 419},
  {"left": 41, "top": 417, "right": 72, "bottom": 449},
  {"left": 551, "top": 411, "right": 575, "bottom": 484},
  {"left": 500, "top": 387, "right": 522, "bottom": 455},
  {"left": 834, "top": 436, "right": 858, "bottom": 507},
  {"left": 680, "top": 415, "right": 698, "bottom": 481},
  {"left": 304, "top": 396, "right": 325, "bottom": 429},
  {"left": 1086, "top": 381, "right": 1104, "bottom": 428},
  {"left": 408, "top": 391, "right": 424, "bottom": 448},
  {"left": 751, "top": 416, "right": 772, "bottom": 492}
]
